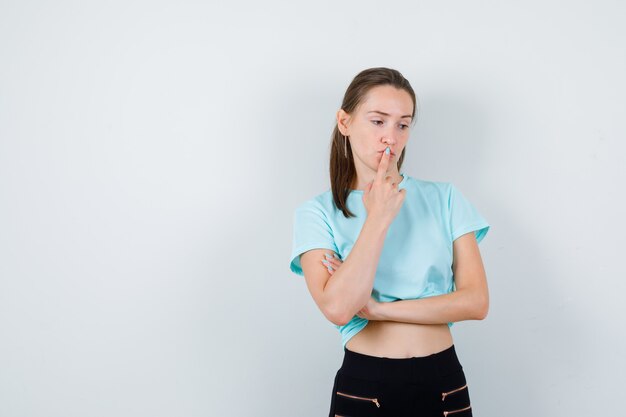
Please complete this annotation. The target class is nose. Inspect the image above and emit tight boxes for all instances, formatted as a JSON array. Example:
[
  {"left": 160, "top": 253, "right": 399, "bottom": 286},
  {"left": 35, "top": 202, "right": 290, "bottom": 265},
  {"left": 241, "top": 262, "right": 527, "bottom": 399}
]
[{"left": 382, "top": 125, "right": 399, "bottom": 145}]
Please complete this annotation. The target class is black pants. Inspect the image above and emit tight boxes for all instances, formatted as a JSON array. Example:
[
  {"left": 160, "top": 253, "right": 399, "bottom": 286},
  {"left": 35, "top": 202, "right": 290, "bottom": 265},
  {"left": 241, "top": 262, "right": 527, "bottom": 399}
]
[{"left": 329, "top": 344, "right": 473, "bottom": 417}]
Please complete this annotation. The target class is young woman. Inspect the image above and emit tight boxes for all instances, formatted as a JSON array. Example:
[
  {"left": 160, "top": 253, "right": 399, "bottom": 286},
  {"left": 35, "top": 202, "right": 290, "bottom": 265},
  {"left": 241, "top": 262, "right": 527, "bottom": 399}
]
[{"left": 289, "top": 67, "right": 490, "bottom": 417}]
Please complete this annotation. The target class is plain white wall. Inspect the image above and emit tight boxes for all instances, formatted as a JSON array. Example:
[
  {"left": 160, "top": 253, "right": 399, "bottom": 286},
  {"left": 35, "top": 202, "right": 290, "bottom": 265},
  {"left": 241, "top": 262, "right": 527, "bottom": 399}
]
[{"left": 1, "top": 1, "right": 624, "bottom": 416}]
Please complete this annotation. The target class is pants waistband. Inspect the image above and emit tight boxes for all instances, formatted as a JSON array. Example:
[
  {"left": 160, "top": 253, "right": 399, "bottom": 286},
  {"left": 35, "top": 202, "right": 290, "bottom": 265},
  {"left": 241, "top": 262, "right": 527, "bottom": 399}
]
[{"left": 340, "top": 344, "right": 462, "bottom": 384}]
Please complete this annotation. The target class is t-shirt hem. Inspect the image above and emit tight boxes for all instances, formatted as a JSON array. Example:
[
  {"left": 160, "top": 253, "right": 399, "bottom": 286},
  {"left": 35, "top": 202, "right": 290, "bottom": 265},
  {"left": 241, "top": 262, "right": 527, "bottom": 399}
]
[
  {"left": 289, "top": 243, "right": 338, "bottom": 276},
  {"left": 340, "top": 319, "right": 369, "bottom": 348},
  {"left": 452, "top": 222, "right": 490, "bottom": 244}
]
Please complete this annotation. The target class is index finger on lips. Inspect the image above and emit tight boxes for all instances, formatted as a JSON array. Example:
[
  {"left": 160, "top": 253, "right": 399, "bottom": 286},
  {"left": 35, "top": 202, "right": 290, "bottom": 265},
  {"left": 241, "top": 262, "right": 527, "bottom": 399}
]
[{"left": 376, "top": 146, "right": 391, "bottom": 182}]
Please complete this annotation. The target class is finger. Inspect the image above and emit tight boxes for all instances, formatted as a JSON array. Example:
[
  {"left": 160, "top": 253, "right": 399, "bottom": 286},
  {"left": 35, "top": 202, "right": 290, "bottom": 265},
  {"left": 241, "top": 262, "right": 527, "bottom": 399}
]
[
  {"left": 375, "top": 146, "right": 391, "bottom": 182},
  {"left": 325, "top": 252, "right": 342, "bottom": 260},
  {"left": 324, "top": 252, "right": 340, "bottom": 261},
  {"left": 327, "top": 258, "right": 342, "bottom": 268},
  {"left": 321, "top": 259, "right": 334, "bottom": 272}
]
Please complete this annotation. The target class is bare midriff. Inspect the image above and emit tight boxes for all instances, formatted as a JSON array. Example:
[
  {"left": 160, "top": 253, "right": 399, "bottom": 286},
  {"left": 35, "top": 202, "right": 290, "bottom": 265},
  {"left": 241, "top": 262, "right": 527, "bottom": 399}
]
[{"left": 344, "top": 320, "right": 453, "bottom": 359}]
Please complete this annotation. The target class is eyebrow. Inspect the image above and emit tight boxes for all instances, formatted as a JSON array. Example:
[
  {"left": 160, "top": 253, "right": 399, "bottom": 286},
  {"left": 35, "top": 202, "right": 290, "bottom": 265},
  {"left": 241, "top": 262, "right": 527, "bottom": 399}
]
[{"left": 367, "top": 110, "right": 412, "bottom": 119}]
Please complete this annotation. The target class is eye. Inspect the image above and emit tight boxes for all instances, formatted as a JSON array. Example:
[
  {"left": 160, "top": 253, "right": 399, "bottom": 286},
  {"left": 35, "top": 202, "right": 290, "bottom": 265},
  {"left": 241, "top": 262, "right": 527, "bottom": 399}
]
[
  {"left": 400, "top": 124, "right": 409, "bottom": 130},
  {"left": 371, "top": 120, "right": 383, "bottom": 125}
]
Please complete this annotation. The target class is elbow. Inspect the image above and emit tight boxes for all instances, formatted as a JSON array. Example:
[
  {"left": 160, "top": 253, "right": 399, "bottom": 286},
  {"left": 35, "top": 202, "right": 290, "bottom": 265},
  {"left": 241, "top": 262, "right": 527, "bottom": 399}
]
[
  {"left": 328, "top": 299, "right": 364, "bottom": 327},
  {"left": 331, "top": 315, "right": 350, "bottom": 327},
  {"left": 327, "top": 310, "right": 350, "bottom": 327},
  {"left": 325, "top": 300, "right": 351, "bottom": 327},
  {"left": 473, "top": 292, "right": 489, "bottom": 320},
  {"left": 325, "top": 289, "right": 368, "bottom": 327},
  {"left": 475, "top": 304, "right": 489, "bottom": 320}
]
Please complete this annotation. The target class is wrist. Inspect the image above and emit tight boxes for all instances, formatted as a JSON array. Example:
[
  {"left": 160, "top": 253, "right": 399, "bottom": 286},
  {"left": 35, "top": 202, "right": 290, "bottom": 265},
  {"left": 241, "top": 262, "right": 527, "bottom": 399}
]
[
  {"left": 363, "top": 215, "right": 390, "bottom": 236},
  {"left": 375, "top": 300, "right": 392, "bottom": 321}
]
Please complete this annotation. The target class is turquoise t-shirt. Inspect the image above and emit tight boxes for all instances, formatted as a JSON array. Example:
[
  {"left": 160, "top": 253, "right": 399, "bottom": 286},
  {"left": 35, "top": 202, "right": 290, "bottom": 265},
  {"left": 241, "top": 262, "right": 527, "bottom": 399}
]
[{"left": 289, "top": 172, "right": 490, "bottom": 348}]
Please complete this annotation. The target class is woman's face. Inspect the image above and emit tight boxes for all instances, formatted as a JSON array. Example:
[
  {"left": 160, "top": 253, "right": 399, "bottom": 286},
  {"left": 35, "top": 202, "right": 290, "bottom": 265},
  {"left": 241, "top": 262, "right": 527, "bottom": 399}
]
[{"left": 338, "top": 85, "right": 413, "bottom": 172}]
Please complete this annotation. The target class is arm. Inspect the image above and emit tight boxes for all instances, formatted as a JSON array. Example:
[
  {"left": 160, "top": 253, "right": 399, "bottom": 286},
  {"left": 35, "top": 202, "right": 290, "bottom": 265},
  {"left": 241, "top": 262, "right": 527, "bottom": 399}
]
[
  {"left": 376, "top": 231, "right": 489, "bottom": 323},
  {"left": 299, "top": 148, "right": 405, "bottom": 326},
  {"left": 300, "top": 217, "right": 390, "bottom": 326}
]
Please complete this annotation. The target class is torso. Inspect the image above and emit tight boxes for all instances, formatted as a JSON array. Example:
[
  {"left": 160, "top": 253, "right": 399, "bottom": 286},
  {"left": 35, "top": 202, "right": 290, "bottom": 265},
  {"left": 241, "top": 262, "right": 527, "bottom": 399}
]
[{"left": 344, "top": 321, "right": 453, "bottom": 359}]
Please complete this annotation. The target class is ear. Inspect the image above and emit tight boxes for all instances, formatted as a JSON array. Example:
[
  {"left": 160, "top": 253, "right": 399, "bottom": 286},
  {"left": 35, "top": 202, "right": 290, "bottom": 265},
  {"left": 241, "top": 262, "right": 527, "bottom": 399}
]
[{"left": 336, "top": 108, "right": 351, "bottom": 136}]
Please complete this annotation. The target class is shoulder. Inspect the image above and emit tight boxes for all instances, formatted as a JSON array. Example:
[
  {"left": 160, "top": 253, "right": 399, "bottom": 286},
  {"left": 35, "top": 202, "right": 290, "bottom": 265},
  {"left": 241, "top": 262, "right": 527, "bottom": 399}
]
[
  {"left": 403, "top": 174, "right": 452, "bottom": 199},
  {"left": 293, "top": 189, "right": 336, "bottom": 217}
]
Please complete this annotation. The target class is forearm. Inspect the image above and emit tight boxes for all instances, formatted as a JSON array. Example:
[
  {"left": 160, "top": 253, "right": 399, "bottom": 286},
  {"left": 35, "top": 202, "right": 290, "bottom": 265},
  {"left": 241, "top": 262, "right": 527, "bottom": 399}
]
[
  {"left": 377, "top": 288, "right": 489, "bottom": 324},
  {"left": 325, "top": 217, "right": 389, "bottom": 324}
]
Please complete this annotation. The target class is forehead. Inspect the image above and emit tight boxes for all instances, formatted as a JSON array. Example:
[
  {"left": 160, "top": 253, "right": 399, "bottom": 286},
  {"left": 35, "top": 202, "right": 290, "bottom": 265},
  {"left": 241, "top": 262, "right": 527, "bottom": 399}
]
[{"left": 360, "top": 85, "right": 413, "bottom": 115}]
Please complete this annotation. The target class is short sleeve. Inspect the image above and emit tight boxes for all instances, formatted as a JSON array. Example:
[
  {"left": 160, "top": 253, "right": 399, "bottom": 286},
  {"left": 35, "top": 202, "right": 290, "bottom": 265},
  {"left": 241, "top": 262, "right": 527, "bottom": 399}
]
[
  {"left": 289, "top": 200, "right": 338, "bottom": 276},
  {"left": 447, "top": 183, "right": 490, "bottom": 244}
]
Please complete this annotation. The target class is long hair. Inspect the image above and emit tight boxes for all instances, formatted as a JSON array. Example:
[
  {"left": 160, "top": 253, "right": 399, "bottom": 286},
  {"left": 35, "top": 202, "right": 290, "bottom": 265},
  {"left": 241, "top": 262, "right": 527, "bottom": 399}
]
[{"left": 330, "top": 67, "right": 419, "bottom": 218}]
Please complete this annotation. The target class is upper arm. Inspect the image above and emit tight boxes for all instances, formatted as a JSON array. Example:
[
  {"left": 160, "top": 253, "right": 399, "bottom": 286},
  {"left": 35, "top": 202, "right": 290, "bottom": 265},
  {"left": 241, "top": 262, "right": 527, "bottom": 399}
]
[
  {"left": 289, "top": 200, "right": 337, "bottom": 276},
  {"left": 446, "top": 182, "right": 490, "bottom": 318},
  {"left": 289, "top": 199, "right": 342, "bottom": 323},
  {"left": 452, "top": 232, "right": 489, "bottom": 318},
  {"left": 300, "top": 248, "right": 342, "bottom": 325},
  {"left": 447, "top": 183, "right": 490, "bottom": 244}
]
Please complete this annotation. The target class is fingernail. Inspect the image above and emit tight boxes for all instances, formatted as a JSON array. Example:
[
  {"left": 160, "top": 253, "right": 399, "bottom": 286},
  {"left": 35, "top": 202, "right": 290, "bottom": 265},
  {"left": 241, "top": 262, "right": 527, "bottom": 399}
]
[
  {"left": 324, "top": 253, "right": 333, "bottom": 259},
  {"left": 322, "top": 259, "right": 329, "bottom": 265},
  {"left": 385, "top": 147, "right": 390, "bottom": 155},
  {"left": 333, "top": 253, "right": 340, "bottom": 259},
  {"left": 327, "top": 266, "right": 333, "bottom": 272}
]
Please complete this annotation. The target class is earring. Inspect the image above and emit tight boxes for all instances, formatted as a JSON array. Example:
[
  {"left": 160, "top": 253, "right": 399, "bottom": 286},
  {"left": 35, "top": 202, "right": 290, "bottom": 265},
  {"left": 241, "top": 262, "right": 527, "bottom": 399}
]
[{"left": 343, "top": 135, "right": 348, "bottom": 158}]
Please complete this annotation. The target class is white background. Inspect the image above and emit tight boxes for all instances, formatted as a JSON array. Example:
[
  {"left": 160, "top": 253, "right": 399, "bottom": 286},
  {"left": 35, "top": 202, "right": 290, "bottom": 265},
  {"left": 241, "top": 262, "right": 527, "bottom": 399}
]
[{"left": 1, "top": 1, "right": 624, "bottom": 416}]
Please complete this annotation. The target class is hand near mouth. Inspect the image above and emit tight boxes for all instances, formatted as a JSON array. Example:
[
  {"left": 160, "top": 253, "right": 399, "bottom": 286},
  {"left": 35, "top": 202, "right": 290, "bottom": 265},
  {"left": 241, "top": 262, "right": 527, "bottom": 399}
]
[{"left": 362, "top": 146, "right": 406, "bottom": 228}]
